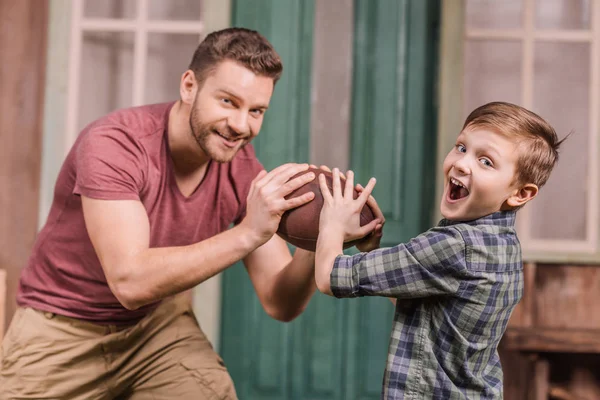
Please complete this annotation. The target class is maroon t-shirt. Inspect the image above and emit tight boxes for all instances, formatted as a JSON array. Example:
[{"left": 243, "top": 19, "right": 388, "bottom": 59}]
[{"left": 17, "top": 103, "right": 264, "bottom": 325}]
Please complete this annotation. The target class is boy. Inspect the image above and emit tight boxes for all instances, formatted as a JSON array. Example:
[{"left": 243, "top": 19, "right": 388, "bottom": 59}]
[{"left": 314, "top": 102, "right": 565, "bottom": 399}]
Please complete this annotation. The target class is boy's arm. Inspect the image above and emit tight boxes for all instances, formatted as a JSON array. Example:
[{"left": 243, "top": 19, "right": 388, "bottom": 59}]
[
  {"left": 314, "top": 227, "right": 345, "bottom": 296},
  {"left": 314, "top": 169, "right": 380, "bottom": 296},
  {"left": 330, "top": 227, "right": 467, "bottom": 300}
]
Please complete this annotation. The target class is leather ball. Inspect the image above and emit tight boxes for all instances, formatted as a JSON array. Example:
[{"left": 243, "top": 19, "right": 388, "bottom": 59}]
[{"left": 277, "top": 168, "right": 376, "bottom": 251}]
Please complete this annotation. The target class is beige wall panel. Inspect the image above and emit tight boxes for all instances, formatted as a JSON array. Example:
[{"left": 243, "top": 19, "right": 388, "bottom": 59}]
[{"left": 0, "top": 0, "right": 48, "bottom": 329}]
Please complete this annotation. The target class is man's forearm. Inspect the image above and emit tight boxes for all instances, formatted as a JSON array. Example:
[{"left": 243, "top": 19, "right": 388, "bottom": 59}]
[
  {"left": 112, "top": 224, "right": 261, "bottom": 310},
  {"left": 267, "top": 248, "right": 317, "bottom": 321}
]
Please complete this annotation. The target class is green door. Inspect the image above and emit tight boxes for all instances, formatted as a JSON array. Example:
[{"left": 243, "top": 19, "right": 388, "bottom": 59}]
[{"left": 221, "top": 1, "right": 440, "bottom": 398}]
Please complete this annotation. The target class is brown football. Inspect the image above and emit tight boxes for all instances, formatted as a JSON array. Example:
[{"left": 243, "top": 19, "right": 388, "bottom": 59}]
[{"left": 277, "top": 168, "right": 376, "bottom": 251}]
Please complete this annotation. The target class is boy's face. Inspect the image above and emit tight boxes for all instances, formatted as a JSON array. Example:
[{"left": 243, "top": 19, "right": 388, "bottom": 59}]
[{"left": 440, "top": 127, "right": 527, "bottom": 221}]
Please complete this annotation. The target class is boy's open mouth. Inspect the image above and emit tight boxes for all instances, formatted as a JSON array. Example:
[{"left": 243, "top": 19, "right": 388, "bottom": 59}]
[{"left": 449, "top": 178, "right": 469, "bottom": 201}]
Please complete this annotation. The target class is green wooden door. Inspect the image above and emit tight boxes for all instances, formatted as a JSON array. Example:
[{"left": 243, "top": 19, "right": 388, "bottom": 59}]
[{"left": 221, "top": 1, "right": 440, "bottom": 399}]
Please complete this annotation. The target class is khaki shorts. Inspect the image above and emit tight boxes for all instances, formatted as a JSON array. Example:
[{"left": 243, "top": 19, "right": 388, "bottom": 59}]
[{"left": 0, "top": 295, "right": 237, "bottom": 400}]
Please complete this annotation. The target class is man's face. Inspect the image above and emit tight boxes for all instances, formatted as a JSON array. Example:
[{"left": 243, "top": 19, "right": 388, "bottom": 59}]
[
  {"left": 190, "top": 60, "right": 274, "bottom": 163},
  {"left": 440, "top": 127, "right": 522, "bottom": 221}
]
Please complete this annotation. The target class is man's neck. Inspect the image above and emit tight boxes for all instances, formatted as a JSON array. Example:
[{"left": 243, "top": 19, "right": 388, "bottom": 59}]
[{"left": 168, "top": 101, "right": 210, "bottom": 174}]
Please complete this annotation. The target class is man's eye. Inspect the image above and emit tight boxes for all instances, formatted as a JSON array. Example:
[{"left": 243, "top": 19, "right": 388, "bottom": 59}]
[
  {"left": 251, "top": 109, "right": 264, "bottom": 116},
  {"left": 456, "top": 144, "right": 466, "bottom": 153},
  {"left": 222, "top": 98, "right": 232, "bottom": 105},
  {"left": 480, "top": 158, "right": 493, "bottom": 167}
]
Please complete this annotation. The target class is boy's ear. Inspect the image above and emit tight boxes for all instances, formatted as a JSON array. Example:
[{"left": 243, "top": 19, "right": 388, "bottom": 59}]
[{"left": 505, "top": 183, "right": 539, "bottom": 208}]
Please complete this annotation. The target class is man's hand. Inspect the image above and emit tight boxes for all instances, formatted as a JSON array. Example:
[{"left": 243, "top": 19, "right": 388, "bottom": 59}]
[
  {"left": 240, "top": 163, "right": 316, "bottom": 246},
  {"left": 354, "top": 183, "right": 385, "bottom": 252}
]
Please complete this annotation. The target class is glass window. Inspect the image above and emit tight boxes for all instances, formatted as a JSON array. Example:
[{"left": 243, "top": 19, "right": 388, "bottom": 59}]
[
  {"left": 460, "top": 0, "right": 598, "bottom": 260},
  {"left": 78, "top": 32, "right": 134, "bottom": 131},
  {"left": 146, "top": 34, "right": 201, "bottom": 104},
  {"left": 466, "top": 0, "right": 524, "bottom": 29},
  {"left": 536, "top": 0, "right": 591, "bottom": 30},
  {"left": 148, "top": 0, "right": 203, "bottom": 21},
  {"left": 530, "top": 42, "right": 590, "bottom": 240},
  {"left": 83, "top": 0, "right": 137, "bottom": 19},
  {"left": 463, "top": 40, "right": 522, "bottom": 118}
]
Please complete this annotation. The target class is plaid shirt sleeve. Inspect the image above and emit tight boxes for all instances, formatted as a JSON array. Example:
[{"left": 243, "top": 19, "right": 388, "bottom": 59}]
[{"left": 331, "top": 226, "right": 468, "bottom": 299}]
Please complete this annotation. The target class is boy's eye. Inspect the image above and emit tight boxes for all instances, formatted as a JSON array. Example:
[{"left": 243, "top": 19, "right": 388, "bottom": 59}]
[
  {"left": 479, "top": 158, "right": 493, "bottom": 167},
  {"left": 456, "top": 144, "right": 466, "bottom": 153}
]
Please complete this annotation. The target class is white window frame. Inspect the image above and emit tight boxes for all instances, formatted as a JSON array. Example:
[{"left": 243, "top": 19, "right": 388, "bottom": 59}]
[
  {"left": 437, "top": 0, "right": 600, "bottom": 263},
  {"left": 41, "top": 0, "right": 230, "bottom": 350},
  {"left": 65, "top": 0, "right": 206, "bottom": 150}
]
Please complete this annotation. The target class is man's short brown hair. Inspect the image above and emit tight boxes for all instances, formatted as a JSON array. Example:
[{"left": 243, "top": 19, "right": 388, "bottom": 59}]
[
  {"left": 188, "top": 27, "right": 283, "bottom": 88},
  {"left": 463, "top": 101, "right": 567, "bottom": 188}
]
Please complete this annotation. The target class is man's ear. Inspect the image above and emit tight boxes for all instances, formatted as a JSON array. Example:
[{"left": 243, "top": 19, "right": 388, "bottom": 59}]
[
  {"left": 505, "top": 183, "right": 539, "bottom": 208},
  {"left": 180, "top": 70, "right": 198, "bottom": 105}
]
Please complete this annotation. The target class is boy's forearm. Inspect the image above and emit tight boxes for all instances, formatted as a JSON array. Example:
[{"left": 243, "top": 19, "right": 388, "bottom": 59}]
[{"left": 315, "top": 228, "right": 344, "bottom": 296}]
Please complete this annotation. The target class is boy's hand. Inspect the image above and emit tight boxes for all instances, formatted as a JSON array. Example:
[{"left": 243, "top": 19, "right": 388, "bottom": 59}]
[
  {"left": 354, "top": 183, "right": 385, "bottom": 252},
  {"left": 318, "top": 168, "right": 380, "bottom": 243}
]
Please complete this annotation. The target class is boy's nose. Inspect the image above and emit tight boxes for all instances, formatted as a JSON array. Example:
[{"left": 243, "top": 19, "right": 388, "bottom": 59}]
[{"left": 453, "top": 158, "right": 471, "bottom": 175}]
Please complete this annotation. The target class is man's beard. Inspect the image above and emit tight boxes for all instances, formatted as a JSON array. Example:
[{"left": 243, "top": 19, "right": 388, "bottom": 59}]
[{"left": 189, "top": 104, "right": 249, "bottom": 163}]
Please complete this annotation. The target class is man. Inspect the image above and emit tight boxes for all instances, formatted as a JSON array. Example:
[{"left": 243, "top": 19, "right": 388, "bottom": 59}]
[{"left": 1, "top": 27, "right": 380, "bottom": 399}]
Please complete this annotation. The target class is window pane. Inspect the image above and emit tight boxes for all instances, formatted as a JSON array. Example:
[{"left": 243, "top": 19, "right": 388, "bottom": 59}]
[
  {"left": 536, "top": 0, "right": 590, "bottom": 30},
  {"left": 466, "top": 0, "right": 523, "bottom": 29},
  {"left": 83, "top": 0, "right": 137, "bottom": 19},
  {"left": 463, "top": 40, "right": 522, "bottom": 119},
  {"left": 530, "top": 42, "right": 590, "bottom": 240},
  {"left": 148, "top": 0, "right": 202, "bottom": 20},
  {"left": 146, "top": 34, "right": 201, "bottom": 104},
  {"left": 78, "top": 32, "right": 134, "bottom": 131}
]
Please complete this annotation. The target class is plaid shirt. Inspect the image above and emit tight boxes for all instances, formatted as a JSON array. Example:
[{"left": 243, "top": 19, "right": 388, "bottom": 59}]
[{"left": 331, "top": 211, "right": 523, "bottom": 399}]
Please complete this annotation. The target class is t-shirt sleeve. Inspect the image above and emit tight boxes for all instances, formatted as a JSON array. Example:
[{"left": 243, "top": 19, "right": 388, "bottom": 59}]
[
  {"left": 330, "top": 226, "right": 468, "bottom": 299},
  {"left": 74, "top": 128, "right": 147, "bottom": 201},
  {"left": 233, "top": 146, "right": 265, "bottom": 225}
]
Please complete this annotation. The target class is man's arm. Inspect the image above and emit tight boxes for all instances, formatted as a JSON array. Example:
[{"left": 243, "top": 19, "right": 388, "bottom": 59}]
[
  {"left": 82, "top": 163, "right": 316, "bottom": 311},
  {"left": 83, "top": 197, "right": 262, "bottom": 310},
  {"left": 243, "top": 235, "right": 317, "bottom": 322}
]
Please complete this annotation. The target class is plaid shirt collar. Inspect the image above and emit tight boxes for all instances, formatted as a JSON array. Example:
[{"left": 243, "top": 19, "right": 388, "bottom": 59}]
[{"left": 438, "top": 210, "right": 517, "bottom": 228}]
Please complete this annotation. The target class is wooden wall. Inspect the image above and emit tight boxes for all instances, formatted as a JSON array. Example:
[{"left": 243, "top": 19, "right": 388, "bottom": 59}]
[
  {"left": 501, "top": 263, "right": 600, "bottom": 400},
  {"left": 0, "top": 0, "right": 48, "bottom": 330}
]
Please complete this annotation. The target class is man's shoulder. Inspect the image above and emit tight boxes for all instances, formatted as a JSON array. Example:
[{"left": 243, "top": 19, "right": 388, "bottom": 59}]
[{"left": 83, "top": 102, "right": 174, "bottom": 141}]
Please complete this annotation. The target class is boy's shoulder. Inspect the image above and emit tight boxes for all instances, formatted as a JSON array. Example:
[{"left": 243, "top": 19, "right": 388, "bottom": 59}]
[
  {"left": 435, "top": 212, "right": 522, "bottom": 273},
  {"left": 436, "top": 211, "right": 518, "bottom": 237}
]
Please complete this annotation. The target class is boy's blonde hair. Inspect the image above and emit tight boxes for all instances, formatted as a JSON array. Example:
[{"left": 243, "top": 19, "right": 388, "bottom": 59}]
[{"left": 463, "top": 101, "right": 566, "bottom": 188}]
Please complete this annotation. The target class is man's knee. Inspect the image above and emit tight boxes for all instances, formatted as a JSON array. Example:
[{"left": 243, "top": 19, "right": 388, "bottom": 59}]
[
  {"left": 128, "top": 357, "right": 238, "bottom": 400},
  {"left": 178, "top": 357, "right": 238, "bottom": 399}
]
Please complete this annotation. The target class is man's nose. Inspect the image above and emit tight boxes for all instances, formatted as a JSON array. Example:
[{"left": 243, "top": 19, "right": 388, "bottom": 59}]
[{"left": 228, "top": 111, "right": 249, "bottom": 136}]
